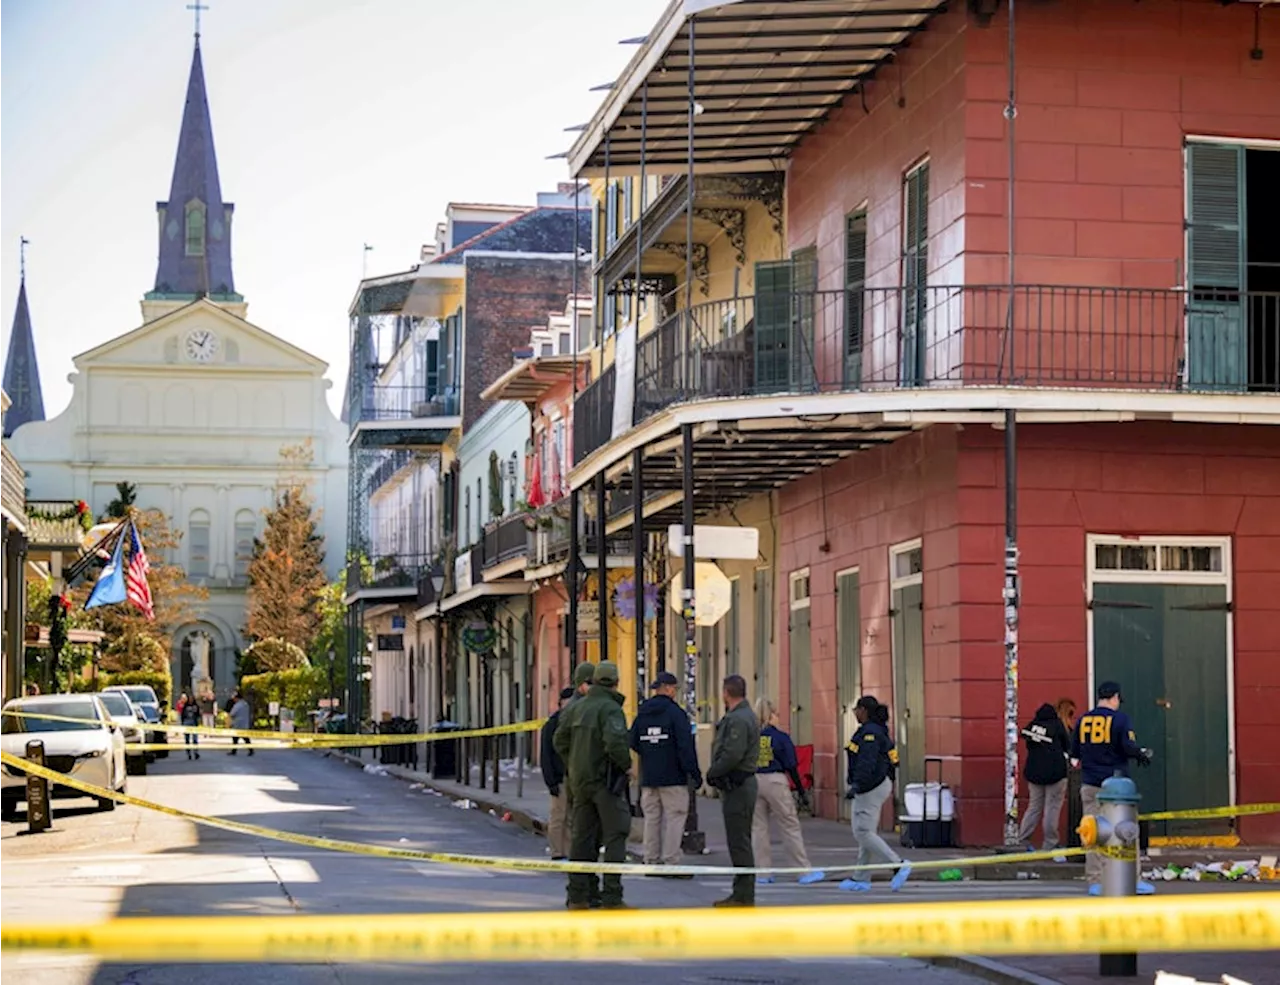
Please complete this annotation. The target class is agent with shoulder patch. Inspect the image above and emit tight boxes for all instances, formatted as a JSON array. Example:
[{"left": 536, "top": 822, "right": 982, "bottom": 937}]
[
  {"left": 705, "top": 674, "right": 759, "bottom": 908},
  {"left": 842, "top": 696, "right": 909, "bottom": 892},
  {"left": 630, "top": 670, "right": 701, "bottom": 872}
]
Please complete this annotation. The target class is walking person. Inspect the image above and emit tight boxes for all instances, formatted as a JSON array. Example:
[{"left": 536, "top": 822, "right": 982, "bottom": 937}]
[
  {"left": 228, "top": 690, "right": 253, "bottom": 756},
  {"left": 179, "top": 691, "right": 201, "bottom": 760},
  {"left": 540, "top": 686, "right": 576, "bottom": 860},
  {"left": 706, "top": 674, "right": 759, "bottom": 908},
  {"left": 842, "top": 696, "right": 910, "bottom": 892},
  {"left": 553, "top": 661, "right": 632, "bottom": 911},
  {"left": 1018, "top": 702, "right": 1071, "bottom": 856},
  {"left": 1072, "top": 681, "right": 1153, "bottom": 895},
  {"left": 752, "top": 699, "right": 824, "bottom": 886},
  {"left": 630, "top": 671, "right": 701, "bottom": 874},
  {"left": 198, "top": 689, "right": 216, "bottom": 729}
]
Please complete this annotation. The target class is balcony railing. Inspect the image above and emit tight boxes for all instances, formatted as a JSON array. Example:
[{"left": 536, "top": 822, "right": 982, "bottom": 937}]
[
  {"left": 352, "top": 386, "right": 459, "bottom": 426},
  {"left": 573, "top": 285, "right": 1280, "bottom": 465},
  {"left": 347, "top": 551, "right": 434, "bottom": 593},
  {"left": 481, "top": 513, "right": 529, "bottom": 570},
  {"left": 25, "top": 500, "right": 89, "bottom": 547}
]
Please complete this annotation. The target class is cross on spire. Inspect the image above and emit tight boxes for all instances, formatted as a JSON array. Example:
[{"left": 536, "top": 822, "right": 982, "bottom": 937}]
[
  {"left": 19, "top": 236, "right": 29, "bottom": 281},
  {"left": 186, "top": 1, "right": 208, "bottom": 40}
]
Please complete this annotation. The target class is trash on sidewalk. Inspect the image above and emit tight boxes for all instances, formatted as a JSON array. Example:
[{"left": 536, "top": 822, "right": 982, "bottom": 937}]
[
  {"left": 362, "top": 764, "right": 389, "bottom": 776},
  {"left": 1143, "top": 860, "right": 1263, "bottom": 882},
  {"left": 452, "top": 799, "right": 475, "bottom": 810},
  {"left": 938, "top": 868, "right": 964, "bottom": 881},
  {"left": 502, "top": 811, "right": 513, "bottom": 822},
  {"left": 1154, "top": 972, "right": 1253, "bottom": 985}
]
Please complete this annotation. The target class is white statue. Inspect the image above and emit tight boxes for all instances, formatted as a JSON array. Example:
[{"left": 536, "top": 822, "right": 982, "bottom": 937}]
[{"left": 190, "top": 633, "right": 212, "bottom": 694}]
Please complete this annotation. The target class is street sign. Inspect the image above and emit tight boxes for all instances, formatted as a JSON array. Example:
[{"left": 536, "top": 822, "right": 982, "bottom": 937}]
[
  {"left": 577, "top": 600, "right": 600, "bottom": 639},
  {"left": 667, "top": 524, "right": 759, "bottom": 560},
  {"left": 25, "top": 740, "right": 51, "bottom": 833},
  {"left": 668, "top": 561, "right": 732, "bottom": 626},
  {"left": 268, "top": 701, "right": 280, "bottom": 716}
]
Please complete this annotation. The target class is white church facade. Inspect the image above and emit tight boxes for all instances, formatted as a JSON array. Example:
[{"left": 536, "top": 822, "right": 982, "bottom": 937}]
[{"left": 6, "top": 37, "right": 347, "bottom": 700}]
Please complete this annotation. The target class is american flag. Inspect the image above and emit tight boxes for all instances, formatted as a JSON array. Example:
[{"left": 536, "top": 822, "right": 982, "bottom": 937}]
[{"left": 126, "top": 522, "right": 154, "bottom": 620}]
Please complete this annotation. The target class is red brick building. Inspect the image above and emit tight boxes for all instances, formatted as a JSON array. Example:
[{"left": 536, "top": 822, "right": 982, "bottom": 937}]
[{"left": 565, "top": 0, "right": 1280, "bottom": 845}]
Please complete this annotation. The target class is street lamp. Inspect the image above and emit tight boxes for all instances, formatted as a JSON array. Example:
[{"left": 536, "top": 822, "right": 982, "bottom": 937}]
[
  {"left": 326, "top": 648, "right": 336, "bottom": 720},
  {"left": 431, "top": 570, "right": 445, "bottom": 726}
]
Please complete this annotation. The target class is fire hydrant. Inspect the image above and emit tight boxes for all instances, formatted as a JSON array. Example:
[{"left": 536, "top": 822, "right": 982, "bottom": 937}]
[{"left": 1077, "top": 774, "right": 1141, "bottom": 977}]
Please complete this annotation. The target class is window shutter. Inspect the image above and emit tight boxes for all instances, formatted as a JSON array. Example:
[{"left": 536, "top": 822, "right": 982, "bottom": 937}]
[
  {"left": 845, "top": 212, "right": 868, "bottom": 384},
  {"left": 1186, "top": 142, "right": 1244, "bottom": 292},
  {"left": 902, "top": 162, "right": 930, "bottom": 385},
  {"left": 754, "top": 260, "right": 793, "bottom": 393}
]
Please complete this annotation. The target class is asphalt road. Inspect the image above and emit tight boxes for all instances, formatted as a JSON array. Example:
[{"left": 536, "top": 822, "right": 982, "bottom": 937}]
[{"left": 0, "top": 746, "right": 1263, "bottom": 985}]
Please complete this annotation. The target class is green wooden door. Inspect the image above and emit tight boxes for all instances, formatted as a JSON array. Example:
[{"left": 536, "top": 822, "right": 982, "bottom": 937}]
[
  {"left": 901, "top": 163, "right": 929, "bottom": 386},
  {"left": 789, "top": 604, "right": 813, "bottom": 746},
  {"left": 891, "top": 582, "right": 926, "bottom": 792},
  {"left": 844, "top": 212, "right": 867, "bottom": 388},
  {"left": 1092, "top": 582, "right": 1230, "bottom": 835},
  {"left": 754, "top": 260, "right": 793, "bottom": 393},
  {"left": 1186, "top": 142, "right": 1246, "bottom": 390},
  {"left": 836, "top": 570, "right": 862, "bottom": 818},
  {"left": 791, "top": 247, "right": 818, "bottom": 392},
  {"left": 753, "top": 569, "right": 771, "bottom": 702}
]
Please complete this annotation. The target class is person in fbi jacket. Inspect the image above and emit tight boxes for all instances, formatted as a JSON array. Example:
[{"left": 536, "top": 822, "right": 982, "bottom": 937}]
[
  {"left": 630, "top": 670, "right": 701, "bottom": 872},
  {"left": 1071, "top": 680, "right": 1154, "bottom": 895}
]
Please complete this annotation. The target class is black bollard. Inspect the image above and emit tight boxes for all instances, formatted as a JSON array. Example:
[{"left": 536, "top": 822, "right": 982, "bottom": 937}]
[{"left": 25, "top": 740, "right": 51, "bottom": 834}]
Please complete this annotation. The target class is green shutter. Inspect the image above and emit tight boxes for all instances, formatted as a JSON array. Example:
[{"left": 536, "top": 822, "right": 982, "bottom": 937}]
[
  {"left": 791, "top": 247, "right": 818, "bottom": 391},
  {"left": 1186, "top": 142, "right": 1246, "bottom": 389},
  {"left": 845, "top": 213, "right": 867, "bottom": 386},
  {"left": 754, "top": 259, "right": 793, "bottom": 392},
  {"left": 902, "top": 163, "right": 929, "bottom": 386}
]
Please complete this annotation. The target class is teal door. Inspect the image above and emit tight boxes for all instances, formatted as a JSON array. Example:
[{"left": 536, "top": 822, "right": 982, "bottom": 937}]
[
  {"left": 1092, "top": 582, "right": 1230, "bottom": 836},
  {"left": 891, "top": 582, "right": 926, "bottom": 792},
  {"left": 789, "top": 604, "right": 813, "bottom": 746},
  {"left": 1186, "top": 142, "right": 1246, "bottom": 390},
  {"left": 836, "top": 570, "right": 862, "bottom": 818},
  {"left": 791, "top": 247, "right": 817, "bottom": 392},
  {"left": 754, "top": 260, "right": 792, "bottom": 393}
]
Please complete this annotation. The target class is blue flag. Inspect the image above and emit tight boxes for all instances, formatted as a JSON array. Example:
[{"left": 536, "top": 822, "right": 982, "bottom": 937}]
[{"left": 85, "top": 532, "right": 128, "bottom": 609}]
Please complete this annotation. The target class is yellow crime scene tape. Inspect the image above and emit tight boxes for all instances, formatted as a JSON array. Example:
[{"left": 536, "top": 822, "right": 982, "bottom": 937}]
[
  {"left": 1140, "top": 802, "right": 1280, "bottom": 822},
  {"left": 3, "top": 749, "right": 1115, "bottom": 875},
  {"left": 0, "top": 707, "right": 544, "bottom": 745},
  {"left": 4, "top": 893, "right": 1278, "bottom": 963}
]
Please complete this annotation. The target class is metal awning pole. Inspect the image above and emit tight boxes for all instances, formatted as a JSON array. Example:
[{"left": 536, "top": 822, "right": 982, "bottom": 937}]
[
  {"left": 633, "top": 449, "right": 646, "bottom": 706},
  {"left": 596, "top": 472, "right": 609, "bottom": 666}
]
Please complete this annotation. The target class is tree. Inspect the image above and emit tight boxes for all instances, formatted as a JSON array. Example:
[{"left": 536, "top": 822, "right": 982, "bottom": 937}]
[
  {"left": 242, "top": 638, "right": 308, "bottom": 672},
  {"left": 77, "top": 508, "right": 209, "bottom": 654},
  {"left": 245, "top": 442, "right": 327, "bottom": 650},
  {"left": 101, "top": 632, "right": 167, "bottom": 674},
  {"left": 105, "top": 481, "right": 138, "bottom": 519}
]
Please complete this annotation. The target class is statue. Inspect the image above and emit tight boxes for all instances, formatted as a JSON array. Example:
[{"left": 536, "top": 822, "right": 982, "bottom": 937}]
[{"left": 190, "top": 632, "right": 213, "bottom": 694}]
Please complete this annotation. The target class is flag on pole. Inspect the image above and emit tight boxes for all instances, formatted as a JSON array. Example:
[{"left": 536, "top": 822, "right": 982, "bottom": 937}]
[
  {"left": 126, "top": 522, "right": 155, "bottom": 621},
  {"left": 84, "top": 533, "right": 128, "bottom": 610}
]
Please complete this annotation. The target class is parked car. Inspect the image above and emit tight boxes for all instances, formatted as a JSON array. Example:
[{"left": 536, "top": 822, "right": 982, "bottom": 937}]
[
  {"left": 1, "top": 694, "right": 127, "bottom": 819},
  {"left": 96, "top": 690, "right": 148, "bottom": 775},
  {"left": 102, "top": 684, "right": 168, "bottom": 759}
]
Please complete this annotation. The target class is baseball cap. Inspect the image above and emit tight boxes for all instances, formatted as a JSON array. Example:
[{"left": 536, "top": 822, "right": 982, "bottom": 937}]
[
  {"left": 1096, "top": 680, "right": 1123, "bottom": 701},
  {"left": 594, "top": 661, "right": 620, "bottom": 686},
  {"left": 572, "top": 662, "right": 596, "bottom": 686},
  {"left": 650, "top": 671, "right": 679, "bottom": 690}
]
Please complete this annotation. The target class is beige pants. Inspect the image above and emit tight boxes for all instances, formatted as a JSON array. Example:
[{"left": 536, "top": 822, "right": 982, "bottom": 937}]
[
  {"left": 640, "top": 786, "right": 688, "bottom": 865},
  {"left": 547, "top": 786, "right": 570, "bottom": 858},
  {"left": 752, "top": 771, "right": 811, "bottom": 871},
  {"left": 1018, "top": 778, "right": 1068, "bottom": 851}
]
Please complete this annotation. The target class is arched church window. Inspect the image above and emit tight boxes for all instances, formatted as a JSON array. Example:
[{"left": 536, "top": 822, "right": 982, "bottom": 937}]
[
  {"left": 188, "top": 509, "right": 211, "bottom": 578},
  {"left": 185, "top": 202, "right": 206, "bottom": 257}
]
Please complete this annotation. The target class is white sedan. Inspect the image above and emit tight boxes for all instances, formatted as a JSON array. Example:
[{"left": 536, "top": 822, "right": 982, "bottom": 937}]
[
  {"left": 96, "top": 690, "right": 149, "bottom": 775},
  {"left": 1, "top": 694, "right": 127, "bottom": 819}
]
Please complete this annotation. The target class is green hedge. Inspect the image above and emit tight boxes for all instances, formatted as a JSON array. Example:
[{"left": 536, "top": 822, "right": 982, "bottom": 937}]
[{"left": 239, "top": 667, "right": 326, "bottom": 722}]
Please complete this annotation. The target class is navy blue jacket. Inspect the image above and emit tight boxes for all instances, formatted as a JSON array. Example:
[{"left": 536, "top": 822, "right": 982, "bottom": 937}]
[
  {"left": 757, "top": 723, "right": 799, "bottom": 774},
  {"left": 1071, "top": 705, "right": 1142, "bottom": 786},
  {"left": 630, "top": 694, "right": 701, "bottom": 788},
  {"left": 540, "top": 710, "right": 565, "bottom": 789},
  {"left": 846, "top": 721, "right": 898, "bottom": 795}
]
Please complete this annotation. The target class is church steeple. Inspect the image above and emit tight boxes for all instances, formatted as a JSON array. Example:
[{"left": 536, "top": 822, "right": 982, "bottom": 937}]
[
  {"left": 3, "top": 242, "right": 46, "bottom": 438},
  {"left": 147, "top": 37, "right": 239, "bottom": 305}
]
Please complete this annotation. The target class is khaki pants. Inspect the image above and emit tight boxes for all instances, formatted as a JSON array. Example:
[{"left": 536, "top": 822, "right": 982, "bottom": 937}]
[
  {"left": 851, "top": 777, "right": 901, "bottom": 877},
  {"left": 640, "top": 786, "right": 688, "bottom": 865},
  {"left": 752, "top": 771, "right": 811, "bottom": 871},
  {"left": 547, "top": 786, "right": 570, "bottom": 858},
  {"left": 1018, "top": 778, "right": 1067, "bottom": 851}
]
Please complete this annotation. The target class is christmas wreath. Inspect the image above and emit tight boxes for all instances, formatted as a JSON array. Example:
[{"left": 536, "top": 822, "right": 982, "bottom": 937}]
[{"left": 29, "top": 500, "right": 94, "bottom": 533}]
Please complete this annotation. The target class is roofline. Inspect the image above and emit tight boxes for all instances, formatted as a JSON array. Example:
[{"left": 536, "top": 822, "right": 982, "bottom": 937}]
[
  {"left": 480, "top": 354, "right": 581, "bottom": 402},
  {"left": 347, "top": 263, "right": 464, "bottom": 317}
]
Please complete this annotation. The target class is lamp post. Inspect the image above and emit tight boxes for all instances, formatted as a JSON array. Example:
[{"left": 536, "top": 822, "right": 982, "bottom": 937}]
[
  {"left": 326, "top": 648, "right": 336, "bottom": 720},
  {"left": 431, "top": 571, "right": 445, "bottom": 725}
]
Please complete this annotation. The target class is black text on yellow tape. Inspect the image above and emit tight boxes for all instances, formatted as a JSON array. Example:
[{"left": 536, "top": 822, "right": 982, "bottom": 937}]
[
  {"left": 4, "top": 894, "right": 1278, "bottom": 964},
  {"left": 3, "top": 750, "right": 1099, "bottom": 877}
]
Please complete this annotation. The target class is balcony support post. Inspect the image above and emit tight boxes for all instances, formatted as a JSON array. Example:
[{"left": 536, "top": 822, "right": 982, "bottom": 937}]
[
  {"left": 632, "top": 447, "right": 646, "bottom": 705},
  {"left": 566, "top": 488, "right": 580, "bottom": 677},
  {"left": 596, "top": 472, "right": 609, "bottom": 666},
  {"left": 680, "top": 420, "right": 704, "bottom": 852}
]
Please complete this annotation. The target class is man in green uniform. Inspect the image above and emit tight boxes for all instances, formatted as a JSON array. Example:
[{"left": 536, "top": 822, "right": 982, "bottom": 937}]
[
  {"left": 706, "top": 673, "right": 759, "bottom": 907},
  {"left": 554, "top": 660, "right": 632, "bottom": 910},
  {"left": 557, "top": 661, "right": 598, "bottom": 904}
]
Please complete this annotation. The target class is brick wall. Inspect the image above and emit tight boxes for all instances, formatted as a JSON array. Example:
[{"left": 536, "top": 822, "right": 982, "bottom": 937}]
[{"left": 462, "top": 255, "right": 588, "bottom": 433}]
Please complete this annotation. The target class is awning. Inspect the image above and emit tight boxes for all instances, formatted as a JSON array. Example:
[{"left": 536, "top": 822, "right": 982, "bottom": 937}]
[
  {"left": 568, "top": 0, "right": 948, "bottom": 176},
  {"left": 438, "top": 580, "right": 532, "bottom": 614},
  {"left": 481, "top": 355, "right": 581, "bottom": 403}
]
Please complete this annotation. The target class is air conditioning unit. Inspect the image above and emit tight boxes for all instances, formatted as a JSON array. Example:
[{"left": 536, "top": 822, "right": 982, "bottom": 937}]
[{"left": 412, "top": 399, "right": 443, "bottom": 418}]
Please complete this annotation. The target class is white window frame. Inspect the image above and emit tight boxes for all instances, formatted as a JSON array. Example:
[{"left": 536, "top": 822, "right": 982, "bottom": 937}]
[
  {"left": 1085, "top": 533, "right": 1235, "bottom": 807},
  {"left": 789, "top": 568, "right": 811, "bottom": 611},
  {"left": 890, "top": 538, "right": 923, "bottom": 590}
]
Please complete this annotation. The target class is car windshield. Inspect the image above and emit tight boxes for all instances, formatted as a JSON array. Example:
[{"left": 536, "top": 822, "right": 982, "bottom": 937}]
[
  {"left": 1, "top": 700, "right": 103, "bottom": 734},
  {"left": 115, "top": 687, "right": 157, "bottom": 705},
  {"left": 98, "top": 693, "right": 134, "bottom": 718}
]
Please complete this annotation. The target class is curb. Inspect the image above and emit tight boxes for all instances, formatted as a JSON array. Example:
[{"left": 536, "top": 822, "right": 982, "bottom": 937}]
[{"left": 930, "top": 955, "right": 1063, "bottom": 985}]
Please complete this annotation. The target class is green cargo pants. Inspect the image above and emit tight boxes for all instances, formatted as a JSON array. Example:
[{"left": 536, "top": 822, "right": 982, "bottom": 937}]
[
  {"left": 721, "top": 774, "right": 758, "bottom": 904},
  {"left": 567, "top": 787, "right": 630, "bottom": 907}
]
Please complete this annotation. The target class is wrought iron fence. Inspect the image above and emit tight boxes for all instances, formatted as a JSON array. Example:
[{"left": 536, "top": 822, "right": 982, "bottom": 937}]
[
  {"left": 353, "top": 386, "right": 459, "bottom": 425},
  {"left": 482, "top": 513, "right": 529, "bottom": 569},
  {"left": 572, "top": 284, "right": 1280, "bottom": 464}
]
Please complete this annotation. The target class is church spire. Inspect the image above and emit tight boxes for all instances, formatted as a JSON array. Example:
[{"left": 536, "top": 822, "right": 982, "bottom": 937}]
[
  {"left": 3, "top": 239, "right": 46, "bottom": 438},
  {"left": 148, "top": 33, "right": 238, "bottom": 303}
]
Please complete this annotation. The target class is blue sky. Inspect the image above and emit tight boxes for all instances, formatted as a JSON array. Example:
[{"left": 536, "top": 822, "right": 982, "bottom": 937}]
[{"left": 1, "top": 0, "right": 664, "bottom": 416}]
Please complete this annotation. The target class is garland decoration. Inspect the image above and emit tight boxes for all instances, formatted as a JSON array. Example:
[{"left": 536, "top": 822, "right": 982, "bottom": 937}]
[{"left": 29, "top": 500, "right": 94, "bottom": 532}]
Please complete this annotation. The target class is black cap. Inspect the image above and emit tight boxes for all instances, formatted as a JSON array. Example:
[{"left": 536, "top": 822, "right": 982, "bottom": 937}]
[
  {"left": 1096, "top": 680, "right": 1123, "bottom": 700},
  {"left": 650, "top": 671, "right": 679, "bottom": 690}
]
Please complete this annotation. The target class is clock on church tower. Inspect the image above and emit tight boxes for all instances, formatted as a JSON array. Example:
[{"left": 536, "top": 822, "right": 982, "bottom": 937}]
[{"left": 184, "top": 328, "right": 220, "bottom": 363}]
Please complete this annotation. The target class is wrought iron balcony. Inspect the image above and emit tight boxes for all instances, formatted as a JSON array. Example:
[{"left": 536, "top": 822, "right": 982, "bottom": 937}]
[
  {"left": 347, "top": 551, "right": 433, "bottom": 595},
  {"left": 351, "top": 386, "right": 459, "bottom": 426},
  {"left": 573, "top": 285, "right": 1280, "bottom": 465},
  {"left": 481, "top": 513, "right": 529, "bottom": 570}
]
